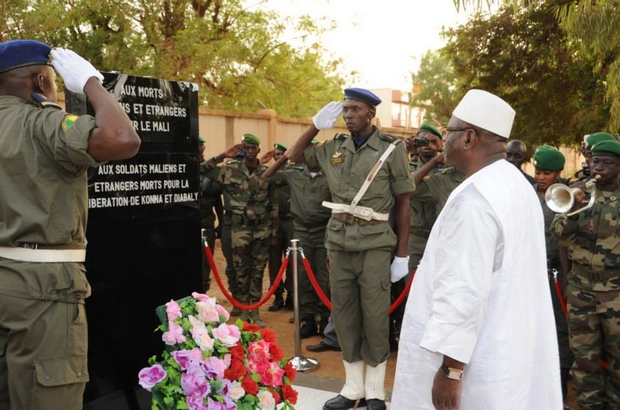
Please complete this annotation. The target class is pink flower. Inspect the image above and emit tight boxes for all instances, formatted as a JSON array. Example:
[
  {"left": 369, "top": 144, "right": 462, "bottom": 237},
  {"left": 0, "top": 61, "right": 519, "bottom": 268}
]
[
  {"left": 216, "top": 304, "right": 230, "bottom": 322},
  {"left": 138, "top": 364, "right": 166, "bottom": 391},
  {"left": 211, "top": 323, "right": 241, "bottom": 347},
  {"left": 259, "top": 362, "right": 285, "bottom": 388},
  {"left": 229, "top": 380, "right": 246, "bottom": 400},
  {"left": 191, "top": 292, "right": 212, "bottom": 302},
  {"left": 248, "top": 339, "right": 271, "bottom": 362},
  {"left": 257, "top": 389, "right": 276, "bottom": 410},
  {"left": 162, "top": 322, "right": 186, "bottom": 345},
  {"left": 165, "top": 300, "right": 182, "bottom": 321},
  {"left": 188, "top": 315, "right": 215, "bottom": 352},
  {"left": 195, "top": 299, "right": 220, "bottom": 324}
]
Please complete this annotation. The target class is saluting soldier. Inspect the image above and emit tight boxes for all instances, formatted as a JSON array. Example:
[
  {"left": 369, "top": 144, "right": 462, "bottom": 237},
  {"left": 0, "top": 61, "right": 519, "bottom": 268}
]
[
  {"left": 552, "top": 137, "right": 620, "bottom": 409},
  {"left": 0, "top": 40, "right": 140, "bottom": 408},
  {"left": 290, "top": 88, "right": 414, "bottom": 410},
  {"left": 202, "top": 134, "right": 278, "bottom": 328}
]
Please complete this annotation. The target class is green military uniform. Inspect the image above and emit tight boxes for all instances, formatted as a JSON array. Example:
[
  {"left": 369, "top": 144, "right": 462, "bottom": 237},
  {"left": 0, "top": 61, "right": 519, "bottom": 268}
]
[
  {"left": 304, "top": 127, "right": 414, "bottom": 366},
  {"left": 199, "top": 169, "right": 222, "bottom": 291},
  {"left": 279, "top": 165, "right": 332, "bottom": 324},
  {"left": 0, "top": 94, "right": 99, "bottom": 409},
  {"left": 202, "top": 157, "right": 278, "bottom": 309},
  {"left": 552, "top": 186, "right": 620, "bottom": 408},
  {"left": 269, "top": 163, "right": 293, "bottom": 304}
]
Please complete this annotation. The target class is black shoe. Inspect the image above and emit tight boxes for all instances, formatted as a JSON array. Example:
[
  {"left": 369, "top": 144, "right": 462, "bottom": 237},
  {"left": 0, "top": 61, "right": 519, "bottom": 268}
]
[
  {"left": 323, "top": 395, "right": 366, "bottom": 410},
  {"left": 284, "top": 295, "right": 294, "bottom": 310},
  {"left": 306, "top": 340, "right": 341, "bottom": 353},
  {"left": 300, "top": 316, "right": 319, "bottom": 338},
  {"left": 268, "top": 296, "right": 284, "bottom": 312},
  {"left": 366, "top": 399, "right": 386, "bottom": 410}
]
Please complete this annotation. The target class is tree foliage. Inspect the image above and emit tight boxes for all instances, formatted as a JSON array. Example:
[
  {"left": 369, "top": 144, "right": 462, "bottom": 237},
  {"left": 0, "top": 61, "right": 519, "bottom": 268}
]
[
  {"left": 452, "top": 0, "right": 620, "bottom": 134},
  {"left": 409, "top": 50, "right": 459, "bottom": 127},
  {"left": 435, "top": 1, "right": 609, "bottom": 146},
  {"left": 0, "top": 0, "right": 352, "bottom": 117}
]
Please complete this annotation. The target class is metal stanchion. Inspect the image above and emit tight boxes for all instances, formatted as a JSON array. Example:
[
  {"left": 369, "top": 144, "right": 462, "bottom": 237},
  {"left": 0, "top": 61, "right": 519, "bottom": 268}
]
[{"left": 288, "top": 239, "right": 319, "bottom": 372}]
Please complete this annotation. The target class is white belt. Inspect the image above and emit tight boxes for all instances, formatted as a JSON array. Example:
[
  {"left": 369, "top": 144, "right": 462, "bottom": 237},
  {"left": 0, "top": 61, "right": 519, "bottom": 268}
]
[
  {"left": 0, "top": 246, "right": 86, "bottom": 263},
  {"left": 322, "top": 201, "right": 389, "bottom": 221}
]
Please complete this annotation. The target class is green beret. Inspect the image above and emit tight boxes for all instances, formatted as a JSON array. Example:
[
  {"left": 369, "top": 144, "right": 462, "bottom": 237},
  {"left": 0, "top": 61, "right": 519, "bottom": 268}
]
[
  {"left": 418, "top": 123, "right": 442, "bottom": 138},
  {"left": 198, "top": 136, "right": 206, "bottom": 143},
  {"left": 592, "top": 140, "right": 620, "bottom": 157},
  {"left": 311, "top": 138, "right": 319, "bottom": 145},
  {"left": 586, "top": 132, "right": 615, "bottom": 148},
  {"left": 274, "top": 142, "right": 287, "bottom": 151},
  {"left": 242, "top": 133, "right": 260, "bottom": 145},
  {"left": 534, "top": 146, "right": 565, "bottom": 171}
]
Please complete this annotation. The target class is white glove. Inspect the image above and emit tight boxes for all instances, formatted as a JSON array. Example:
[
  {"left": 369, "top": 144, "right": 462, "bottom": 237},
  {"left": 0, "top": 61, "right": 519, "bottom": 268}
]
[
  {"left": 50, "top": 48, "right": 104, "bottom": 94},
  {"left": 312, "top": 101, "right": 343, "bottom": 130},
  {"left": 390, "top": 256, "right": 410, "bottom": 283}
]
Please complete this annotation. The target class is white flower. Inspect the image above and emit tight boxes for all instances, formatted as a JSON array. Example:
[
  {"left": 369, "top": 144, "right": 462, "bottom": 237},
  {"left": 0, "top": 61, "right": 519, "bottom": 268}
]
[{"left": 257, "top": 390, "right": 276, "bottom": 410}]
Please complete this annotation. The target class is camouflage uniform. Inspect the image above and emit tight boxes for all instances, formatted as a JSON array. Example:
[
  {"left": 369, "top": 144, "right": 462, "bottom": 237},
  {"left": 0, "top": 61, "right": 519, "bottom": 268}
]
[
  {"left": 303, "top": 128, "right": 414, "bottom": 366},
  {"left": 552, "top": 186, "right": 620, "bottom": 409},
  {"left": 199, "top": 169, "right": 222, "bottom": 291},
  {"left": 202, "top": 158, "right": 278, "bottom": 308}
]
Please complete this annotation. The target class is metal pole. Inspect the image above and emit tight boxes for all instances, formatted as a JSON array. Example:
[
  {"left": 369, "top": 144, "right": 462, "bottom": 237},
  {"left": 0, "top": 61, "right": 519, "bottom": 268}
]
[{"left": 288, "top": 239, "right": 319, "bottom": 372}]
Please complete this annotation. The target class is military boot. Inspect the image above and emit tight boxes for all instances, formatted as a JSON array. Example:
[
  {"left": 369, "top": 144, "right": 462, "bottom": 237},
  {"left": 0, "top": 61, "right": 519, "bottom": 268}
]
[
  {"left": 249, "top": 309, "right": 266, "bottom": 328},
  {"left": 300, "top": 316, "right": 319, "bottom": 338}
]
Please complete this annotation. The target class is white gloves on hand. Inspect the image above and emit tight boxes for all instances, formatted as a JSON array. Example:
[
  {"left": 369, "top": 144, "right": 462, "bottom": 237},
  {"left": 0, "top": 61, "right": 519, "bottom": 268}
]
[
  {"left": 312, "top": 101, "right": 343, "bottom": 130},
  {"left": 50, "top": 48, "right": 104, "bottom": 94},
  {"left": 390, "top": 256, "right": 410, "bottom": 283}
]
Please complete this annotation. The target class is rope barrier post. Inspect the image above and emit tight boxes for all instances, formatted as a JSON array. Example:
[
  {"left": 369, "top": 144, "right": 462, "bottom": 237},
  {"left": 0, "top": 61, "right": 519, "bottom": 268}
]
[{"left": 288, "top": 239, "right": 319, "bottom": 372}]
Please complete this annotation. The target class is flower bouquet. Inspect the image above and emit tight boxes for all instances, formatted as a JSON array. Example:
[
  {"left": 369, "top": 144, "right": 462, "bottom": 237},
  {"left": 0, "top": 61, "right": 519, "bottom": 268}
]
[{"left": 138, "top": 292, "right": 298, "bottom": 410}]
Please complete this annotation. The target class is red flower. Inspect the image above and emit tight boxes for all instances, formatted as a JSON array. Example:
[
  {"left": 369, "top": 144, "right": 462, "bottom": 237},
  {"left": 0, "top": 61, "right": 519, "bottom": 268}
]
[
  {"left": 269, "top": 342, "right": 284, "bottom": 362},
  {"left": 284, "top": 361, "right": 297, "bottom": 383},
  {"left": 224, "top": 358, "right": 246, "bottom": 380},
  {"left": 268, "top": 387, "right": 281, "bottom": 403},
  {"left": 243, "top": 322, "right": 260, "bottom": 332},
  {"left": 282, "top": 384, "right": 298, "bottom": 405},
  {"left": 241, "top": 376, "right": 259, "bottom": 395},
  {"left": 229, "top": 343, "right": 245, "bottom": 361},
  {"left": 260, "top": 328, "right": 276, "bottom": 342}
]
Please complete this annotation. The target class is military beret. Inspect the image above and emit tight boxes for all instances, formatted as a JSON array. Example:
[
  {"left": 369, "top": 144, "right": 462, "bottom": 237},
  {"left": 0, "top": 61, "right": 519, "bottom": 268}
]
[
  {"left": 198, "top": 136, "right": 206, "bottom": 143},
  {"left": 592, "top": 140, "right": 620, "bottom": 157},
  {"left": 311, "top": 138, "right": 319, "bottom": 145},
  {"left": 344, "top": 87, "right": 382, "bottom": 107},
  {"left": 0, "top": 40, "right": 52, "bottom": 74},
  {"left": 586, "top": 132, "right": 615, "bottom": 149},
  {"left": 274, "top": 142, "right": 287, "bottom": 151},
  {"left": 242, "top": 133, "right": 260, "bottom": 145},
  {"left": 534, "top": 145, "right": 565, "bottom": 171},
  {"left": 418, "top": 123, "right": 442, "bottom": 138}
]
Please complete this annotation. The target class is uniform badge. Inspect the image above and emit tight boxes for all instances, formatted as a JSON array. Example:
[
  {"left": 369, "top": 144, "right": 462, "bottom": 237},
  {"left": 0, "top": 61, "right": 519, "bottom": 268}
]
[
  {"left": 62, "top": 115, "right": 78, "bottom": 132},
  {"left": 331, "top": 151, "right": 342, "bottom": 164}
]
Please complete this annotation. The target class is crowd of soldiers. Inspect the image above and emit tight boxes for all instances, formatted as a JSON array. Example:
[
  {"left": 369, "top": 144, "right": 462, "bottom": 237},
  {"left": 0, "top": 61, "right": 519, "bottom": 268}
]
[{"left": 199, "top": 98, "right": 620, "bottom": 410}]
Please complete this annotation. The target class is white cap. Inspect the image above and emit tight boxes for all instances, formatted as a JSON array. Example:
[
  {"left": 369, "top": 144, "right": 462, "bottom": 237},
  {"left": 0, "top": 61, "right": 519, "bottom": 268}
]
[{"left": 452, "top": 89, "right": 515, "bottom": 139}]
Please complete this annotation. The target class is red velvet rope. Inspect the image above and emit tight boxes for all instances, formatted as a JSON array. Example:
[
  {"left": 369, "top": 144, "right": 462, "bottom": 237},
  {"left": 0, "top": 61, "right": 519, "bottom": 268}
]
[
  {"left": 554, "top": 280, "right": 568, "bottom": 318},
  {"left": 205, "top": 241, "right": 287, "bottom": 310}
]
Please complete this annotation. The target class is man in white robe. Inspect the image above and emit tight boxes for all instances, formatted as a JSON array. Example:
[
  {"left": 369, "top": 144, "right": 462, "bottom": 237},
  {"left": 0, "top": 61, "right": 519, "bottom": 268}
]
[{"left": 391, "top": 90, "right": 563, "bottom": 410}]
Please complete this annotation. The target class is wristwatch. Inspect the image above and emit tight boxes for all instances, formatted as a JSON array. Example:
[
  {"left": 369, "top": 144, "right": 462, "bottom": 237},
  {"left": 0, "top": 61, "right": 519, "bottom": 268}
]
[{"left": 440, "top": 363, "right": 464, "bottom": 380}]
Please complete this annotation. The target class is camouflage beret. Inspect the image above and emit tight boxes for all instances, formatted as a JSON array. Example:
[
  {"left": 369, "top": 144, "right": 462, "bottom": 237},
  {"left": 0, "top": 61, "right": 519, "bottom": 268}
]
[
  {"left": 274, "top": 142, "right": 287, "bottom": 151},
  {"left": 586, "top": 132, "right": 615, "bottom": 149},
  {"left": 592, "top": 140, "right": 620, "bottom": 157},
  {"left": 0, "top": 39, "right": 52, "bottom": 73},
  {"left": 418, "top": 123, "right": 442, "bottom": 138},
  {"left": 534, "top": 146, "right": 565, "bottom": 171},
  {"left": 242, "top": 133, "right": 260, "bottom": 145}
]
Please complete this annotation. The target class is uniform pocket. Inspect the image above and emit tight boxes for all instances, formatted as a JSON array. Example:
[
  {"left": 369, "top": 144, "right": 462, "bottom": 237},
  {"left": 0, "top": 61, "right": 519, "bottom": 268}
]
[{"left": 34, "top": 356, "right": 89, "bottom": 387}]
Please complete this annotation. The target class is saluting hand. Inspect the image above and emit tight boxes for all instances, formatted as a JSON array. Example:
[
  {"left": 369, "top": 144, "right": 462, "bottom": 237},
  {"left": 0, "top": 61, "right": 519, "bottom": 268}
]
[
  {"left": 313, "top": 101, "right": 343, "bottom": 130},
  {"left": 260, "top": 150, "right": 275, "bottom": 164},
  {"left": 50, "top": 48, "right": 104, "bottom": 94}
]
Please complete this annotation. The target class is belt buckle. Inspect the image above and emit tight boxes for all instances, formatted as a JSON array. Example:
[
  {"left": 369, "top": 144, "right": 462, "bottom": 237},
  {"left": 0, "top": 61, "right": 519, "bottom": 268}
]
[
  {"left": 351, "top": 206, "right": 372, "bottom": 221},
  {"left": 19, "top": 243, "right": 39, "bottom": 250}
]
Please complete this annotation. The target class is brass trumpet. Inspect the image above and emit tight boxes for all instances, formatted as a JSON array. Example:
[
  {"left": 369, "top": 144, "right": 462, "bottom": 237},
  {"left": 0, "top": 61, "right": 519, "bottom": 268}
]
[{"left": 545, "top": 175, "right": 600, "bottom": 216}]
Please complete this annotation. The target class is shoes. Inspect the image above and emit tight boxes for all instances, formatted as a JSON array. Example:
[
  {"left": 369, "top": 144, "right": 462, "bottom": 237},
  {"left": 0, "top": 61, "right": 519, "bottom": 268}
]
[
  {"left": 366, "top": 399, "right": 386, "bottom": 410},
  {"left": 284, "top": 295, "right": 294, "bottom": 310},
  {"left": 230, "top": 307, "right": 241, "bottom": 316},
  {"left": 268, "top": 295, "right": 285, "bottom": 312},
  {"left": 300, "top": 316, "right": 319, "bottom": 338},
  {"left": 323, "top": 395, "right": 366, "bottom": 410},
  {"left": 249, "top": 310, "right": 267, "bottom": 329},
  {"left": 306, "top": 340, "right": 341, "bottom": 353},
  {"left": 318, "top": 316, "right": 329, "bottom": 337},
  {"left": 288, "top": 316, "right": 294, "bottom": 323}
]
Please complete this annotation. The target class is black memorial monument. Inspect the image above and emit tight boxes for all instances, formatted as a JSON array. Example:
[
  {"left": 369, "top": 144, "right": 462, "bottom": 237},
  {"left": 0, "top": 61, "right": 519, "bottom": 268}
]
[{"left": 65, "top": 73, "right": 202, "bottom": 408}]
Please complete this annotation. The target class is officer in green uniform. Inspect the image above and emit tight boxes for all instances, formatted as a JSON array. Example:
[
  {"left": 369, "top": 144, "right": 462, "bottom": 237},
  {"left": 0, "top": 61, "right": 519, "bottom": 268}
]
[
  {"left": 265, "top": 142, "right": 293, "bottom": 311},
  {"left": 290, "top": 88, "right": 414, "bottom": 410},
  {"left": 199, "top": 136, "right": 223, "bottom": 292},
  {"left": 551, "top": 138, "right": 620, "bottom": 409},
  {"left": 0, "top": 41, "right": 140, "bottom": 409},
  {"left": 202, "top": 134, "right": 278, "bottom": 328},
  {"left": 532, "top": 145, "right": 574, "bottom": 400},
  {"left": 572, "top": 132, "right": 616, "bottom": 183},
  {"left": 262, "top": 146, "right": 333, "bottom": 338}
]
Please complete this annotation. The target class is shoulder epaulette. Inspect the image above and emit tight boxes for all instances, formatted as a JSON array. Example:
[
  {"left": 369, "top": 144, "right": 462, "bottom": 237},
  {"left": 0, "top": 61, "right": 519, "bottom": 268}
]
[
  {"left": 227, "top": 159, "right": 240, "bottom": 165},
  {"left": 379, "top": 134, "right": 400, "bottom": 144},
  {"left": 333, "top": 133, "right": 348, "bottom": 141},
  {"left": 30, "top": 93, "right": 62, "bottom": 110}
]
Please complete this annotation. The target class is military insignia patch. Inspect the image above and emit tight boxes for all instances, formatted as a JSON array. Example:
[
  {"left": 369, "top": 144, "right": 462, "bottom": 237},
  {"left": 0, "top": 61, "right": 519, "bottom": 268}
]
[{"left": 62, "top": 115, "right": 78, "bottom": 132}]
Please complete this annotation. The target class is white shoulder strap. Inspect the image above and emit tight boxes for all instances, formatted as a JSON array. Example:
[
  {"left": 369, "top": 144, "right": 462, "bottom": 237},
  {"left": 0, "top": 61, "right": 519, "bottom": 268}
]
[{"left": 350, "top": 140, "right": 398, "bottom": 207}]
